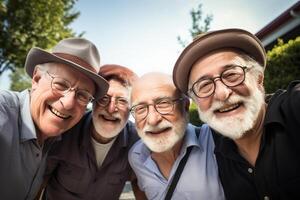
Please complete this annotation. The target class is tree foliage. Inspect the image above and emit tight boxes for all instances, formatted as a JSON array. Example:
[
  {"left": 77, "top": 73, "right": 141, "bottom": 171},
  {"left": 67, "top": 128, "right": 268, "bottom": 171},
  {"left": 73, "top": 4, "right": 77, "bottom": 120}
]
[
  {"left": 0, "top": 0, "right": 80, "bottom": 90},
  {"left": 177, "top": 3, "right": 213, "bottom": 47},
  {"left": 189, "top": 101, "right": 203, "bottom": 126},
  {"left": 9, "top": 67, "right": 31, "bottom": 91},
  {"left": 264, "top": 37, "right": 300, "bottom": 93}
]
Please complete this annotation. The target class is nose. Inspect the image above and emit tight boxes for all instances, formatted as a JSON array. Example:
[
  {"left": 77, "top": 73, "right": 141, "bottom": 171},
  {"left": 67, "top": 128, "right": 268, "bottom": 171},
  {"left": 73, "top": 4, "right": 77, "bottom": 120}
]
[
  {"left": 214, "top": 79, "right": 232, "bottom": 101},
  {"left": 107, "top": 99, "right": 118, "bottom": 113},
  {"left": 146, "top": 105, "right": 162, "bottom": 126},
  {"left": 59, "top": 90, "right": 77, "bottom": 110}
]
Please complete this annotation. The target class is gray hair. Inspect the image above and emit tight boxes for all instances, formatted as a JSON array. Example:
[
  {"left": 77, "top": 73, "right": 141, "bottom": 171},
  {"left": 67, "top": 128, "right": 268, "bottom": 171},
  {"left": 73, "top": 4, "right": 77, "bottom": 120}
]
[{"left": 239, "top": 53, "right": 264, "bottom": 81}]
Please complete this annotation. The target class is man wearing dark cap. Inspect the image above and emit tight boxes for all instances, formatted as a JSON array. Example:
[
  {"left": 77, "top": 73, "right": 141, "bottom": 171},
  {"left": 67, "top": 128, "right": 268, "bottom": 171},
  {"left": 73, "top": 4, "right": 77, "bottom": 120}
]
[
  {"left": 173, "top": 28, "right": 300, "bottom": 200},
  {"left": 0, "top": 38, "right": 108, "bottom": 199},
  {"left": 44, "top": 65, "right": 140, "bottom": 200}
]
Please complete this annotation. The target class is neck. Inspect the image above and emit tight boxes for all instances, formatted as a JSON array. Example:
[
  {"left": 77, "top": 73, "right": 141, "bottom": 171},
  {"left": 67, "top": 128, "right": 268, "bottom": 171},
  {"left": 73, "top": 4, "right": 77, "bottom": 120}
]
[
  {"left": 91, "top": 124, "right": 115, "bottom": 144},
  {"left": 234, "top": 104, "right": 266, "bottom": 166},
  {"left": 151, "top": 139, "right": 183, "bottom": 179}
]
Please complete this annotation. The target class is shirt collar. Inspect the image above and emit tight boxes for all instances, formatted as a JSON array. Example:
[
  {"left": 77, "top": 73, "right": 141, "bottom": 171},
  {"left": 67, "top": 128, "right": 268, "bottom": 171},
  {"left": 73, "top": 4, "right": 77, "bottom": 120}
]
[
  {"left": 181, "top": 124, "right": 203, "bottom": 153},
  {"left": 264, "top": 89, "right": 286, "bottom": 126},
  {"left": 20, "top": 90, "right": 37, "bottom": 142}
]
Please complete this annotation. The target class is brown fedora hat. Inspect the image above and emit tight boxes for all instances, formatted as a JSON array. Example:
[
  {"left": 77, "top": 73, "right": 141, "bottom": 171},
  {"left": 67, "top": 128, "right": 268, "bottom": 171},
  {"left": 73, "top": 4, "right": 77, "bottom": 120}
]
[
  {"left": 173, "top": 28, "right": 266, "bottom": 95},
  {"left": 25, "top": 37, "right": 109, "bottom": 100}
]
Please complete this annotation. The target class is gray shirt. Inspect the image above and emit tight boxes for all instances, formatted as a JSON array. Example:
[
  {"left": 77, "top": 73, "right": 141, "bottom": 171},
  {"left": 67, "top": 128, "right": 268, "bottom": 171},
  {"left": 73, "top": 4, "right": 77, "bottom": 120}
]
[{"left": 0, "top": 90, "right": 54, "bottom": 200}]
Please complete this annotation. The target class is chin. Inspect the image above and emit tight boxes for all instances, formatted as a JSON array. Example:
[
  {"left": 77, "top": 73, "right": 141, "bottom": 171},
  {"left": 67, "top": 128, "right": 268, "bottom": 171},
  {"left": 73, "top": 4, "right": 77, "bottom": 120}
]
[{"left": 138, "top": 118, "right": 187, "bottom": 153}]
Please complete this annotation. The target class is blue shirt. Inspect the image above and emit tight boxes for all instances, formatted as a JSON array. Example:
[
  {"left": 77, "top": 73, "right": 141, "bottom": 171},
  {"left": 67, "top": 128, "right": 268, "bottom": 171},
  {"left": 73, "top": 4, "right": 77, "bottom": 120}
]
[
  {"left": 128, "top": 124, "right": 225, "bottom": 200},
  {"left": 0, "top": 90, "right": 55, "bottom": 199}
]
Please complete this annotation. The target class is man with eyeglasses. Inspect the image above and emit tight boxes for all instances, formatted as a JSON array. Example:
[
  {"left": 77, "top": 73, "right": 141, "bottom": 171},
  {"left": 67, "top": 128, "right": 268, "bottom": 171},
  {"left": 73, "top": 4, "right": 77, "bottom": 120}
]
[
  {"left": 173, "top": 28, "right": 300, "bottom": 200},
  {"left": 128, "top": 72, "right": 225, "bottom": 200},
  {"left": 43, "top": 64, "right": 141, "bottom": 200},
  {"left": 0, "top": 38, "right": 108, "bottom": 199}
]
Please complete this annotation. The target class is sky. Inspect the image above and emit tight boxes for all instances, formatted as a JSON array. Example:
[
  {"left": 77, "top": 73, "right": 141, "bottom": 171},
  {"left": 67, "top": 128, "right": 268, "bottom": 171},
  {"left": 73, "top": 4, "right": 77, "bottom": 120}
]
[{"left": 0, "top": 0, "right": 298, "bottom": 89}]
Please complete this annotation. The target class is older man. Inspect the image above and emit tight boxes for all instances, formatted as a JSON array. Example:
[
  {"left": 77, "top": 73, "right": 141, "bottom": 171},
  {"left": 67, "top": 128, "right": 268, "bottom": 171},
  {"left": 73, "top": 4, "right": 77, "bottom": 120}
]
[
  {"left": 0, "top": 38, "right": 108, "bottom": 199},
  {"left": 173, "top": 28, "right": 300, "bottom": 200},
  {"left": 44, "top": 65, "right": 140, "bottom": 200},
  {"left": 129, "top": 72, "right": 225, "bottom": 200}
]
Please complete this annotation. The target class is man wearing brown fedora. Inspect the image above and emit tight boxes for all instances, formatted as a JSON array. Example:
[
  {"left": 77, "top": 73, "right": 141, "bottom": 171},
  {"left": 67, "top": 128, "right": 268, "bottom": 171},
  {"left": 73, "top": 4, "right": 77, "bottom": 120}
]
[
  {"left": 173, "top": 28, "right": 300, "bottom": 200},
  {"left": 43, "top": 65, "right": 141, "bottom": 200},
  {"left": 0, "top": 38, "right": 108, "bottom": 199}
]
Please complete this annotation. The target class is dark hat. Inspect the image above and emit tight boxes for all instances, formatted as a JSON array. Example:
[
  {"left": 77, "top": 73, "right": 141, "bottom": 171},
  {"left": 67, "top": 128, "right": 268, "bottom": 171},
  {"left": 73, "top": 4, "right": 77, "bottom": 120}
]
[
  {"left": 99, "top": 64, "right": 138, "bottom": 86},
  {"left": 173, "top": 28, "right": 266, "bottom": 94},
  {"left": 25, "top": 37, "right": 109, "bottom": 100}
]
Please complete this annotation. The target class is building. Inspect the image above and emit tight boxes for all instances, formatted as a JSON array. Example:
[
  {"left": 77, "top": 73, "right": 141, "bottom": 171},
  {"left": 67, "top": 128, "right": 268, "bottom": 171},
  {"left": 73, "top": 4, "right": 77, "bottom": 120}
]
[{"left": 256, "top": 1, "right": 300, "bottom": 50}]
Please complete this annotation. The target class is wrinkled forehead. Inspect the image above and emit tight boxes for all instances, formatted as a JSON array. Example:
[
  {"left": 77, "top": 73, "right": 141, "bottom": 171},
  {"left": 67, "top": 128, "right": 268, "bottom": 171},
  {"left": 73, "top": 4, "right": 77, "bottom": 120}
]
[
  {"left": 107, "top": 79, "right": 130, "bottom": 97},
  {"left": 131, "top": 73, "right": 178, "bottom": 104},
  {"left": 43, "top": 62, "right": 95, "bottom": 90}
]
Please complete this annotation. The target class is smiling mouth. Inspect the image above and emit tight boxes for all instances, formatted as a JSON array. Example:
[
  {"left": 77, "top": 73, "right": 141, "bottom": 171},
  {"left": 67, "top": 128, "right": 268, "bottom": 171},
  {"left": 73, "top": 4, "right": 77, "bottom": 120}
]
[
  {"left": 49, "top": 106, "right": 70, "bottom": 119},
  {"left": 145, "top": 127, "right": 171, "bottom": 135},
  {"left": 216, "top": 103, "right": 242, "bottom": 113},
  {"left": 101, "top": 115, "right": 120, "bottom": 122}
]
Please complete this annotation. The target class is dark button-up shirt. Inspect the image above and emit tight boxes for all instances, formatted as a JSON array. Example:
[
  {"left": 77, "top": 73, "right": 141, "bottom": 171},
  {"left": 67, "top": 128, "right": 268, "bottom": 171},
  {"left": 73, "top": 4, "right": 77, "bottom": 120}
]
[
  {"left": 45, "top": 111, "right": 139, "bottom": 200},
  {"left": 213, "top": 81, "right": 300, "bottom": 200},
  {"left": 0, "top": 90, "right": 55, "bottom": 200}
]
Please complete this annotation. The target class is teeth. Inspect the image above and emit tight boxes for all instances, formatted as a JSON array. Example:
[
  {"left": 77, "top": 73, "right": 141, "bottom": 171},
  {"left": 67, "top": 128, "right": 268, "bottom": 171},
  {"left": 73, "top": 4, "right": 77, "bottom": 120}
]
[
  {"left": 218, "top": 104, "right": 239, "bottom": 112},
  {"left": 51, "top": 107, "right": 69, "bottom": 119}
]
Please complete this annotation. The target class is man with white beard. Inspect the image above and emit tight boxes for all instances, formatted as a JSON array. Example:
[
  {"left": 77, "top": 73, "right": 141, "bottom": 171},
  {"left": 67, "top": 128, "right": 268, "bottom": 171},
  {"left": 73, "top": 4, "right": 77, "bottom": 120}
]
[
  {"left": 128, "top": 72, "right": 225, "bottom": 200},
  {"left": 173, "top": 28, "right": 300, "bottom": 200}
]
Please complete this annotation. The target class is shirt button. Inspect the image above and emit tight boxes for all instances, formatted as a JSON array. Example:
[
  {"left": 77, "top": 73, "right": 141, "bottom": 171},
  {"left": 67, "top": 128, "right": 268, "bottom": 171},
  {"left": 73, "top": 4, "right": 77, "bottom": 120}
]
[
  {"left": 264, "top": 196, "right": 270, "bottom": 200},
  {"left": 36, "top": 153, "right": 40, "bottom": 157},
  {"left": 248, "top": 168, "right": 253, "bottom": 173}
]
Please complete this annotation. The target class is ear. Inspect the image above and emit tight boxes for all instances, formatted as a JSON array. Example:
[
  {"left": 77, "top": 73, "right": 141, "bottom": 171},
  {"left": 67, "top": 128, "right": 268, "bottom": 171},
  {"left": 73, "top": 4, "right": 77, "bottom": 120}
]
[
  {"left": 31, "top": 67, "right": 42, "bottom": 90},
  {"left": 257, "top": 72, "right": 265, "bottom": 91},
  {"left": 258, "top": 72, "right": 264, "bottom": 85}
]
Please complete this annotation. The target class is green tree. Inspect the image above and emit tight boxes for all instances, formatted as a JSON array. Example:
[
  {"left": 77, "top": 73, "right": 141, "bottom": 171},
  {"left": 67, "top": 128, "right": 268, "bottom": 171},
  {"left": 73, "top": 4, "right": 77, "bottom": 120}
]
[
  {"left": 177, "top": 3, "right": 213, "bottom": 47},
  {"left": 9, "top": 67, "right": 31, "bottom": 91},
  {"left": 0, "top": 0, "right": 80, "bottom": 91},
  {"left": 189, "top": 101, "right": 202, "bottom": 126},
  {"left": 264, "top": 37, "right": 300, "bottom": 93}
]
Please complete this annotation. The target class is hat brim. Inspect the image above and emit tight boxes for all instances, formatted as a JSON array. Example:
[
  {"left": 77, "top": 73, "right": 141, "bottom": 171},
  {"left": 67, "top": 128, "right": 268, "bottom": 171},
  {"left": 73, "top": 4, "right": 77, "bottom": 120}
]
[
  {"left": 25, "top": 47, "right": 108, "bottom": 100},
  {"left": 173, "top": 28, "right": 266, "bottom": 94}
]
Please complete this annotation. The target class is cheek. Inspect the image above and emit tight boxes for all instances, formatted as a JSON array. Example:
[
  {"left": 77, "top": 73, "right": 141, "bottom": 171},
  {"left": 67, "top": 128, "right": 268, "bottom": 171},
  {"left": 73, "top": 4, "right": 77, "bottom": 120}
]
[
  {"left": 136, "top": 120, "right": 145, "bottom": 132},
  {"left": 71, "top": 107, "right": 86, "bottom": 125},
  {"left": 93, "top": 105, "right": 104, "bottom": 115},
  {"left": 233, "top": 83, "right": 252, "bottom": 97},
  {"left": 120, "top": 110, "right": 130, "bottom": 121},
  {"left": 193, "top": 97, "right": 211, "bottom": 112}
]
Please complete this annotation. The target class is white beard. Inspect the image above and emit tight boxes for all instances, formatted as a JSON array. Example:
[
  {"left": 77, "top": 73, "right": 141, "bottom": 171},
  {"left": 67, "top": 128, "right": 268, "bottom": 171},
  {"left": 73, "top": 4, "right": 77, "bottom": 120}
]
[
  {"left": 197, "top": 80, "right": 265, "bottom": 140},
  {"left": 137, "top": 117, "right": 187, "bottom": 153},
  {"left": 92, "top": 111, "right": 127, "bottom": 139}
]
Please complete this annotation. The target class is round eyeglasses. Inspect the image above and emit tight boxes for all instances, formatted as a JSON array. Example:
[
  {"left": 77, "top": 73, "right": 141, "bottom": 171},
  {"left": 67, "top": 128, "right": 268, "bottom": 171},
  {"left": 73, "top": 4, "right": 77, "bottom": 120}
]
[
  {"left": 189, "top": 65, "right": 250, "bottom": 98},
  {"left": 96, "top": 94, "right": 129, "bottom": 110},
  {"left": 47, "top": 72, "right": 94, "bottom": 106},
  {"left": 130, "top": 98, "right": 183, "bottom": 121}
]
